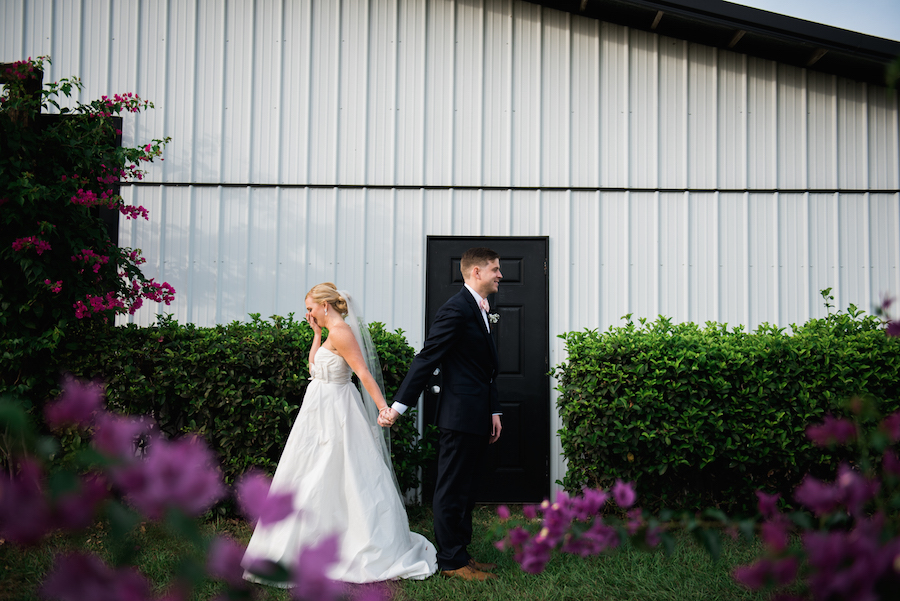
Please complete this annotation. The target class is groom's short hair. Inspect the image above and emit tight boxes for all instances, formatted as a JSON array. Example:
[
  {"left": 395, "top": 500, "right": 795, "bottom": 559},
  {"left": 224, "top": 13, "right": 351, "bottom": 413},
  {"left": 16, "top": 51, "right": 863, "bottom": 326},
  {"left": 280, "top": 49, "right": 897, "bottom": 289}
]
[{"left": 460, "top": 247, "right": 500, "bottom": 278}]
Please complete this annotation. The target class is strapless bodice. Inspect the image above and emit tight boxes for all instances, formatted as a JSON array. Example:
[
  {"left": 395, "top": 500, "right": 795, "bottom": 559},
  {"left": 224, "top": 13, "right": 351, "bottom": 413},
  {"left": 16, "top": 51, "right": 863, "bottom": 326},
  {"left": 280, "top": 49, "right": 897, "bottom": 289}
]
[{"left": 308, "top": 347, "right": 353, "bottom": 383}]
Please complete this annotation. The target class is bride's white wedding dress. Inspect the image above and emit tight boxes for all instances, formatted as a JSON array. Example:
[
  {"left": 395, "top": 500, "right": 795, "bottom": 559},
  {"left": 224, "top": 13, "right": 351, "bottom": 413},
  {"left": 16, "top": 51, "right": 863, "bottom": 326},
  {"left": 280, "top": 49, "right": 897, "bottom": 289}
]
[{"left": 242, "top": 347, "right": 437, "bottom": 584}]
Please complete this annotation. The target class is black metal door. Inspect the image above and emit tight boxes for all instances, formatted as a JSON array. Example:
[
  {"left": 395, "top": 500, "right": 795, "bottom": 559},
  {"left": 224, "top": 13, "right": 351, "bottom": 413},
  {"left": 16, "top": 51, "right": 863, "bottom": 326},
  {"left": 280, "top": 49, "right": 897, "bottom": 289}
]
[{"left": 423, "top": 236, "right": 549, "bottom": 503}]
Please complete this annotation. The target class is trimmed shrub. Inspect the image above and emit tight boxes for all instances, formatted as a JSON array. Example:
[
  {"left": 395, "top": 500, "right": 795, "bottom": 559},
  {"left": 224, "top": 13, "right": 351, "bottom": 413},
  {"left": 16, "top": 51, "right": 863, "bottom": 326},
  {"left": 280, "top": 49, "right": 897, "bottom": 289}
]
[
  {"left": 51, "top": 314, "right": 434, "bottom": 497},
  {"left": 554, "top": 306, "right": 900, "bottom": 513}
]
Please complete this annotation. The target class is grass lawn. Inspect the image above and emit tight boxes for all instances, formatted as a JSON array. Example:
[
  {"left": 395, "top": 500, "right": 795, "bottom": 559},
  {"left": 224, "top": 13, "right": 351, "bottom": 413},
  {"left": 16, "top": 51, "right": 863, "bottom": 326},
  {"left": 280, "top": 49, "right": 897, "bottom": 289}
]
[{"left": 0, "top": 505, "right": 774, "bottom": 601}]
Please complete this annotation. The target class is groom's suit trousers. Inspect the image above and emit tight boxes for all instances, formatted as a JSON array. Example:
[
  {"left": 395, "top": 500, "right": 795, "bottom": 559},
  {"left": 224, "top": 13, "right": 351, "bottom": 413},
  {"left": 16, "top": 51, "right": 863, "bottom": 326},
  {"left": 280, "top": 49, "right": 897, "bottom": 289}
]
[{"left": 433, "top": 428, "right": 489, "bottom": 570}]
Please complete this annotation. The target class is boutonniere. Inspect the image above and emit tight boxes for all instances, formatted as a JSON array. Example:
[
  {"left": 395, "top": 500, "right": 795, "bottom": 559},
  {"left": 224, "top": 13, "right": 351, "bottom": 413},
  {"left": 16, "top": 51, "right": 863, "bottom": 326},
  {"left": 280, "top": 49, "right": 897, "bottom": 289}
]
[{"left": 488, "top": 313, "right": 500, "bottom": 324}]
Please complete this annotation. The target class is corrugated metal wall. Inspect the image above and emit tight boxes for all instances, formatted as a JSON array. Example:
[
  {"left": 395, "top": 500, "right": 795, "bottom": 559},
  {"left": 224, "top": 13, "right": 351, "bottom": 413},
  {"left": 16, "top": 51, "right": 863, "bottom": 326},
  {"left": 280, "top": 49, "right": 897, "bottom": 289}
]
[{"left": 4, "top": 0, "right": 900, "bottom": 488}]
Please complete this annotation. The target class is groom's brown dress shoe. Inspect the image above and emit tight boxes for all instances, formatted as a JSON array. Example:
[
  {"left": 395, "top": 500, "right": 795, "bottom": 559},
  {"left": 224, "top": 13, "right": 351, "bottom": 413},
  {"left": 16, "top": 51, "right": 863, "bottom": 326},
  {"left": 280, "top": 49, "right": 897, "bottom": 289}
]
[
  {"left": 468, "top": 558, "right": 497, "bottom": 571},
  {"left": 440, "top": 565, "right": 498, "bottom": 581}
]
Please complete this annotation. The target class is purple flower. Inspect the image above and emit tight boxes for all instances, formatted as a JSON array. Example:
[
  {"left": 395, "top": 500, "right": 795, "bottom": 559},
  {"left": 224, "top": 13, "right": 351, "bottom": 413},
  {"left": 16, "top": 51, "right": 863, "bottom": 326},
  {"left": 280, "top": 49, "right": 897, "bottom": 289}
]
[
  {"left": 612, "top": 479, "right": 636, "bottom": 508},
  {"left": 0, "top": 457, "right": 53, "bottom": 545},
  {"left": 522, "top": 504, "right": 538, "bottom": 520},
  {"left": 760, "top": 520, "right": 789, "bottom": 552},
  {"left": 349, "top": 584, "right": 391, "bottom": 601},
  {"left": 236, "top": 470, "right": 295, "bottom": 527},
  {"left": 803, "top": 529, "right": 885, "bottom": 601},
  {"left": 113, "top": 436, "right": 225, "bottom": 520},
  {"left": 794, "top": 475, "right": 841, "bottom": 516},
  {"left": 887, "top": 321, "right": 900, "bottom": 337},
  {"left": 518, "top": 537, "right": 553, "bottom": 574},
  {"left": 207, "top": 536, "right": 248, "bottom": 588},
  {"left": 44, "top": 376, "right": 105, "bottom": 430},
  {"left": 880, "top": 412, "right": 900, "bottom": 442},
  {"left": 292, "top": 534, "right": 342, "bottom": 601},
  {"left": 571, "top": 488, "right": 608, "bottom": 520},
  {"left": 835, "top": 464, "right": 879, "bottom": 517},
  {"left": 733, "top": 557, "right": 798, "bottom": 590},
  {"left": 52, "top": 474, "right": 109, "bottom": 531},
  {"left": 806, "top": 415, "right": 856, "bottom": 447},
  {"left": 93, "top": 413, "right": 154, "bottom": 459},
  {"left": 496, "top": 505, "right": 510, "bottom": 520},
  {"left": 755, "top": 490, "right": 781, "bottom": 519},
  {"left": 883, "top": 449, "right": 900, "bottom": 476},
  {"left": 40, "top": 552, "right": 151, "bottom": 601}
]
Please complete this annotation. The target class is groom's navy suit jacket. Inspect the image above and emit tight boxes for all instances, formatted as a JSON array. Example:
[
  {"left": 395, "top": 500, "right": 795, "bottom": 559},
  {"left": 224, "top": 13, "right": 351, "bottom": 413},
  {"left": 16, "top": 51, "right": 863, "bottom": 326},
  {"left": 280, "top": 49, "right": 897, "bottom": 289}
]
[{"left": 395, "top": 288, "right": 500, "bottom": 436}]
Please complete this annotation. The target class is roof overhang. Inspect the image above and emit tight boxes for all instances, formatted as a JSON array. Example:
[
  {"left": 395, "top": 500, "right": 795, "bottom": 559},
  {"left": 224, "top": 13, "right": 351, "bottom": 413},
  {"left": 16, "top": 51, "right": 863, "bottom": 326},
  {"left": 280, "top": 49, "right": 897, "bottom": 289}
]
[{"left": 531, "top": 0, "right": 900, "bottom": 86}]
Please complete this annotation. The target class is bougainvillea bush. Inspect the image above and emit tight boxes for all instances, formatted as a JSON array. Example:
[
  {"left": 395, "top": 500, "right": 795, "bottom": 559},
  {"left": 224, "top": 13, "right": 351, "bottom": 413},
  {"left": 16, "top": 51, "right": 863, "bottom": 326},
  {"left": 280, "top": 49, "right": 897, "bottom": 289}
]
[{"left": 0, "top": 56, "right": 172, "bottom": 401}]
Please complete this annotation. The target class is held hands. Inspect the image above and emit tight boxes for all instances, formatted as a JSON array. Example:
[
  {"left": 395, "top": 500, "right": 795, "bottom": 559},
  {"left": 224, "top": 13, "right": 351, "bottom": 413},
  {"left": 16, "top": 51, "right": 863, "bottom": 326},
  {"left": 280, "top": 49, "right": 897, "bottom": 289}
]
[{"left": 378, "top": 406, "right": 400, "bottom": 427}]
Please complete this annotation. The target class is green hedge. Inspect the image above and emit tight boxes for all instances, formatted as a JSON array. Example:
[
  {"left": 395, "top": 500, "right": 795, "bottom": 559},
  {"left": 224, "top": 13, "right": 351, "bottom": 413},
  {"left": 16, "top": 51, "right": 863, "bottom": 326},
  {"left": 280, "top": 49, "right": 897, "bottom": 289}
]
[
  {"left": 554, "top": 306, "right": 900, "bottom": 513},
  {"left": 47, "top": 313, "right": 434, "bottom": 496}
]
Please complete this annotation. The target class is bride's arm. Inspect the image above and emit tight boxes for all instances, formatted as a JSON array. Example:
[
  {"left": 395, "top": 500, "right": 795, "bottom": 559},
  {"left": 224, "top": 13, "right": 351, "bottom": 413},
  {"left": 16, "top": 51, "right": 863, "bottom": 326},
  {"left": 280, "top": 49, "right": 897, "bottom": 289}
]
[{"left": 328, "top": 325, "right": 388, "bottom": 412}]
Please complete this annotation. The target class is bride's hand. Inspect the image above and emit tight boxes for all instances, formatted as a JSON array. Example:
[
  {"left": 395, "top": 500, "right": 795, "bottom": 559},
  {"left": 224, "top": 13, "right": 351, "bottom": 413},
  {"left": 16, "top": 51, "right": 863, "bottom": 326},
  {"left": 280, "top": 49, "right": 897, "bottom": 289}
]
[{"left": 305, "top": 311, "right": 322, "bottom": 334}]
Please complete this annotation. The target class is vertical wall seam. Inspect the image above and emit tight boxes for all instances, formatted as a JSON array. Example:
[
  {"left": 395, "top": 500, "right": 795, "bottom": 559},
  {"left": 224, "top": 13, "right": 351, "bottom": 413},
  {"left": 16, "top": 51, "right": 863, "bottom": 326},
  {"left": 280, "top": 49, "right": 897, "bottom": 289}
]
[
  {"left": 334, "top": 0, "right": 344, "bottom": 183},
  {"left": 275, "top": 0, "right": 285, "bottom": 184},
  {"left": 743, "top": 191, "right": 750, "bottom": 327}
]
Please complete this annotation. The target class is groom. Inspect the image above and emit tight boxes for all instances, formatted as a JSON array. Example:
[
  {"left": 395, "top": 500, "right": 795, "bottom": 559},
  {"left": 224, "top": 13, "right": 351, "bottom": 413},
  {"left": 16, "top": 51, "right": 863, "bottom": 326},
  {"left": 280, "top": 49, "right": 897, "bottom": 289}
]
[{"left": 379, "top": 247, "right": 503, "bottom": 581}]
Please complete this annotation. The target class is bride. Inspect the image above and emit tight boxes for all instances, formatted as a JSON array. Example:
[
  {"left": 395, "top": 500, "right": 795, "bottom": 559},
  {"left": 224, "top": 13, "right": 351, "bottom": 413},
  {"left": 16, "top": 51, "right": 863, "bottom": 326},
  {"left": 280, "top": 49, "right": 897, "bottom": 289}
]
[{"left": 242, "top": 283, "right": 437, "bottom": 584}]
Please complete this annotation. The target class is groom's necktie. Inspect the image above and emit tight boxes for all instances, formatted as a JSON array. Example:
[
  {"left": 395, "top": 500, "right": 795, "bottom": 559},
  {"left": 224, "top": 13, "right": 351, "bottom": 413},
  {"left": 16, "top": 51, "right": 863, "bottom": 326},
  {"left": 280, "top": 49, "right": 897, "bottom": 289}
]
[{"left": 479, "top": 298, "right": 490, "bottom": 331}]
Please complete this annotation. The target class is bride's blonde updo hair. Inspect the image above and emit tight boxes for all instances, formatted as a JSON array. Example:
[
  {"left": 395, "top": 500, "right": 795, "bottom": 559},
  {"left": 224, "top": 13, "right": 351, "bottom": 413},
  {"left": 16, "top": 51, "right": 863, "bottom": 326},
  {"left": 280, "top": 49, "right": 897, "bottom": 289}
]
[{"left": 306, "top": 283, "right": 349, "bottom": 316}]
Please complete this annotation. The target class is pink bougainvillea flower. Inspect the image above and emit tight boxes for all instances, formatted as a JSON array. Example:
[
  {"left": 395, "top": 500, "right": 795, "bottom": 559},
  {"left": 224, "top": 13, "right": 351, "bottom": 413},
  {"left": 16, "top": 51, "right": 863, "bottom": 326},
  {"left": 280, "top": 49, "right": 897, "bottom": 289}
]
[
  {"left": 883, "top": 449, "right": 900, "bottom": 477},
  {"left": 0, "top": 457, "right": 53, "bottom": 545},
  {"left": 611, "top": 479, "right": 636, "bottom": 508},
  {"left": 733, "top": 557, "right": 798, "bottom": 590},
  {"left": 44, "top": 376, "right": 105, "bottom": 430},
  {"left": 522, "top": 504, "right": 538, "bottom": 520},
  {"left": 41, "top": 552, "right": 151, "bottom": 601},
  {"left": 879, "top": 412, "right": 900, "bottom": 442},
  {"left": 755, "top": 490, "right": 781, "bottom": 519},
  {"left": 292, "top": 534, "right": 343, "bottom": 601},
  {"left": 760, "top": 519, "right": 789, "bottom": 553},
  {"left": 496, "top": 505, "right": 510, "bottom": 520},
  {"left": 112, "top": 435, "right": 225, "bottom": 520},
  {"left": 52, "top": 473, "right": 109, "bottom": 531},
  {"left": 93, "top": 413, "right": 154, "bottom": 459},
  {"left": 806, "top": 415, "right": 856, "bottom": 447},
  {"left": 794, "top": 474, "right": 842, "bottom": 516},
  {"left": 887, "top": 321, "right": 900, "bottom": 337},
  {"left": 571, "top": 487, "right": 608, "bottom": 520},
  {"left": 835, "top": 464, "right": 879, "bottom": 517},
  {"left": 206, "top": 535, "right": 249, "bottom": 588},
  {"left": 236, "top": 470, "right": 295, "bottom": 527}
]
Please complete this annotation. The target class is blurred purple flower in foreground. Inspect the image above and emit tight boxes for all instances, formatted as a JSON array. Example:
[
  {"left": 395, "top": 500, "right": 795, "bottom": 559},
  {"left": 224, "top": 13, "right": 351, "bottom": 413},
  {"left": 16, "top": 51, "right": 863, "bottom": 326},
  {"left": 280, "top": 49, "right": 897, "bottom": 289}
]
[
  {"left": 612, "top": 480, "right": 636, "bottom": 508},
  {"left": 0, "top": 457, "right": 53, "bottom": 545},
  {"left": 112, "top": 436, "right": 225, "bottom": 520},
  {"left": 93, "top": 413, "right": 155, "bottom": 459},
  {"left": 733, "top": 556, "right": 798, "bottom": 590},
  {"left": 236, "top": 470, "right": 295, "bottom": 527},
  {"left": 755, "top": 491, "right": 780, "bottom": 519},
  {"left": 52, "top": 474, "right": 109, "bottom": 531},
  {"left": 794, "top": 464, "right": 878, "bottom": 518},
  {"left": 41, "top": 552, "right": 151, "bottom": 601},
  {"left": 44, "top": 376, "right": 104, "bottom": 430},
  {"left": 292, "top": 534, "right": 342, "bottom": 601},
  {"left": 880, "top": 412, "right": 900, "bottom": 443},
  {"left": 806, "top": 415, "right": 857, "bottom": 447},
  {"left": 496, "top": 484, "right": 648, "bottom": 574},
  {"left": 207, "top": 535, "right": 249, "bottom": 588}
]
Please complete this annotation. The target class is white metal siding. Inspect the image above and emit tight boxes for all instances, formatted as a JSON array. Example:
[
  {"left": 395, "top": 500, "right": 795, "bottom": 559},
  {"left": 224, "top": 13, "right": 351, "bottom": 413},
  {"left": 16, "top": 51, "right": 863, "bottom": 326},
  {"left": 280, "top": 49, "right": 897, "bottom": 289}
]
[{"left": 4, "top": 0, "right": 900, "bottom": 492}]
